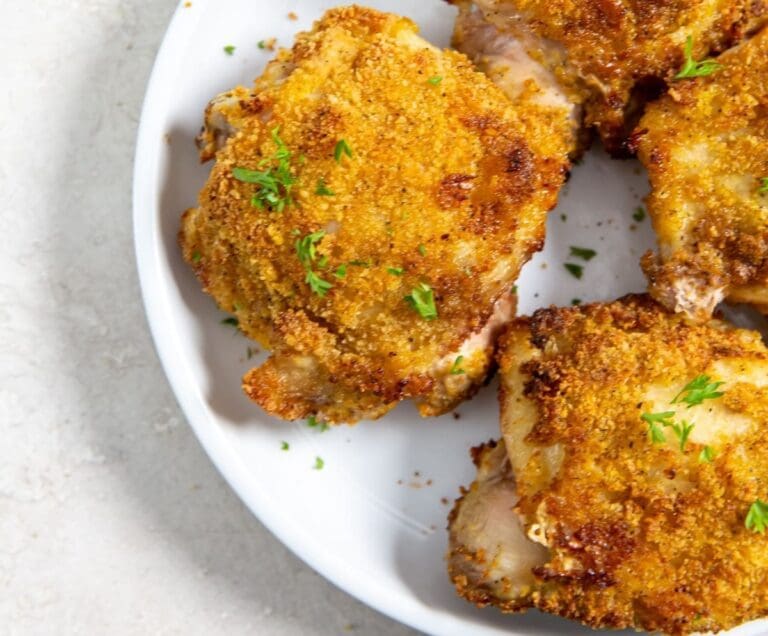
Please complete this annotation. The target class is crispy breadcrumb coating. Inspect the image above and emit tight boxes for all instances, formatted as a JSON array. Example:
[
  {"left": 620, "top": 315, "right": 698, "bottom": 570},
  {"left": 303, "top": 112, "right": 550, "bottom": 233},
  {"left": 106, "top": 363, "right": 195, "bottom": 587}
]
[
  {"left": 449, "top": 295, "right": 768, "bottom": 634},
  {"left": 638, "top": 27, "right": 768, "bottom": 320},
  {"left": 180, "top": 6, "right": 573, "bottom": 424},
  {"left": 451, "top": 0, "right": 767, "bottom": 154}
]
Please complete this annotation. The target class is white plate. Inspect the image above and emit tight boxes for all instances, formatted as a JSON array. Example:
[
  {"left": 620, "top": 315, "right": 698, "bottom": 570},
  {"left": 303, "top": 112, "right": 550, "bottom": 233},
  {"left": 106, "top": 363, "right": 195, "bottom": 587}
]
[{"left": 133, "top": 2, "right": 768, "bottom": 634}]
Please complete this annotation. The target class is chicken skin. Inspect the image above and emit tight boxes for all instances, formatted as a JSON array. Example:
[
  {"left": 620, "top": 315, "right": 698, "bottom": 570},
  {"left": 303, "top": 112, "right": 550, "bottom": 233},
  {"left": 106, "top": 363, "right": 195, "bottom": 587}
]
[
  {"left": 638, "top": 27, "right": 768, "bottom": 321},
  {"left": 180, "top": 7, "right": 574, "bottom": 424},
  {"left": 451, "top": 0, "right": 767, "bottom": 155},
  {"left": 449, "top": 295, "right": 768, "bottom": 635}
]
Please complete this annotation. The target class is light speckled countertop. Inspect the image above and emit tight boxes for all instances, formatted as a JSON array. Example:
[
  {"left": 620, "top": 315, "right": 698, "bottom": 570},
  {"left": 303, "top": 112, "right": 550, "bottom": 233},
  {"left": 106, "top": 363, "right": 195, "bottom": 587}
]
[{"left": 0, "top": 2, "right": 417, "bottom": 633}]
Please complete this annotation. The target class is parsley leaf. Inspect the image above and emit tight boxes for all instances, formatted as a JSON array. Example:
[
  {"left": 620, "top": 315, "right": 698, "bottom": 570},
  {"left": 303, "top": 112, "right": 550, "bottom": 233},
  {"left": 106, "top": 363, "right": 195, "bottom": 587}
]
[
  {"left": 564, "top": 263, "right": 584, "bottom": 279},
  {"left": 315, "top": 178, "right": 334, "bottom": 196},
  {"left": 671, "top": 374, "right": 725, "bottom": 408},
  {"left": 307, "top": 415, "right": 329, "bottom": 433},
  {"left": 313, "top": 456, "right": 325, "bottom": 470},
  {"left": 641, "top": 411, "right": 675, "bottom": 444},
  {"left": 571, "top": 298, "right": 582, "bottom": 306},
  {"left": 280, "top": 441, "right": 290, "bottom": 451},
  {"left": 334, "top": 264, "right": 347, "bottom": 279},
  {"left": 746, "top": 500, "right": 768, "bottom": 534},
  {"left": 671, "top": 420, "right": 695, "bottom": 452},
  {"left": 334, "top": 139, "right": 353, "bottom": 163},
  {"left": 427, "top": 76, "right": 443, "bottom": 85},
  {"left": 569, "top": 246, "right": 597, "bottom": 261},
  {"left": 191, "top": 251, "right": 202, "bottom": 264},
  {"left": 633, "top": 207, "right": 646, "bottom": 223},
  {"left": 306, "top": 270, "right": 333, "bottom": 296},
  {"left": 223, "top": 45, "right": 236, "bottom": 55},
  {"left": 232, "top": 127, "right": 296, "bottom": 212},
  {"left": 405, "top": 283, "right": 438, "bottom": 320},
  {"left": 758, "top": 177, "right": 768, "bottom": 194},
  {"left": 699, "top": 445, "right": 716, "bottom": 463},
  {"left": 221, "top": 317, "right": 239, "bottom": 327},
  {"left": 674, "top": 36, "right": 721, "bottom": 80},
  {"left": 418, "top": 244, "right": 427, "bottom": 257},
  {"left": 387, "top": 267, "right": 405, "bottom": 276},
  {"left": 450, "top": 356, "right": 466, "bottom": 375}
]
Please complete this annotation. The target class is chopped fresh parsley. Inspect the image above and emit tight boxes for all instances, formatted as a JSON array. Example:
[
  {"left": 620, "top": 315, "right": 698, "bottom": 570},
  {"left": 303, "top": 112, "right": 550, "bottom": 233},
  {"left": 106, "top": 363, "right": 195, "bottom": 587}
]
[
  {"left": 232, "top": 127, "right": 296, "bottom": 212},
  {"left": 511, "top": 285, "right": 518, "bottom": 294},
  {"left": 348, "top": 260, "right": 370, "bottom": 267},
  {"left": 315, "top": 178, "right": 335, "bottom": 196},
  {"left": 571, "top": 298, "right": 582, "bottom": 306},
  {"left": 569, "top": 246, "right": 597, "bottom": 261},
  {"left": 191, "top": 251, "right": 202, "bottom": 264},
  {"left": 334, "top": 264, "right": 347, "bottom": 279},
  {"left": 387, "top": 267, "right": 405, "bottom": 276},
  {"left": 223, "top": 45, "right": 236, "bottom": 55},
  {"left": 418, "top": 244, "right": 427, "bottom": 257},
  {"left": 405, "top": 283, "right": 438, "bottom": 320},
  {"left": 427, "top": 75, "right": 443, "bottom": 85},
  {"left": 758, "top": 177, "right": 768, "bottom": 194},
  {"left": 450, "top": 356, "right": 466, "bottom": 375},
  {"left": 221, "top": 317, "right": 239, "bottom": 327},
  {"left": 746, "top": 500, "right": 768, "bottom": 534},
  {"left": 671, "top": 419, "right": 695, "bottom": 452},
  {"left": 334, "top": 139, "right": 353, "bottom": 163},
  {"left": 257, "top": 40, "right": 266, "bottom": 49},
  {"left": 307, "top": 415, "right": 329, "bottom": 433},
  {"left": 296, "top": 231, "right": 333, "bottom": 296},
  {"left": 641, "top": 411, "right": 675, "bottom": 444},
  {"left": 313, "top": 456, "right": 325, "bottom": 470},
  {"left": 674, "top": 36, "right": 721, "bottom": 80},
  {"left": 280, "top": 441, "right": 290, "bottom": 451},
  {"left": 564, "top": 263, "right": 584, "bottom": 279},
  {"left": 672, "top": 374, "right": 725, "bottom": 408},
  {"left": 306, "top": 270, "right": 333, "bottom": 296},
  {"left": 633, "top": 207, "right": 646, "bottom": 223},
  {"left": 699, "top": 445, "right": 716, "bottom": 463}
]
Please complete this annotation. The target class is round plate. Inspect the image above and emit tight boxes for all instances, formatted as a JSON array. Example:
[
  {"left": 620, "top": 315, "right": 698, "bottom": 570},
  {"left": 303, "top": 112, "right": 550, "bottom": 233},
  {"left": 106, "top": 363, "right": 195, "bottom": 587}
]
[{"left": 133, "top": 2, "right": 768, "bottom": 634}]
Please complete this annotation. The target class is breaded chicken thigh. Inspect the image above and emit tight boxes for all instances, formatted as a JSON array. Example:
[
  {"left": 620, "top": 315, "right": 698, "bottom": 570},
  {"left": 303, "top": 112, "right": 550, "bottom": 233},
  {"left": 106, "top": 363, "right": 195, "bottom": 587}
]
[
  {"left": 451, "top": 0, "right": 767, "bottom": 154},
  {"left": 449, "top": 295, "right": 768, "bottom": 635},
  {"left": 638, "top": 27, "right": 768, "bottom": 320},
  {"left": 181, "top": 7, "right": 574, "bottom": 424}
]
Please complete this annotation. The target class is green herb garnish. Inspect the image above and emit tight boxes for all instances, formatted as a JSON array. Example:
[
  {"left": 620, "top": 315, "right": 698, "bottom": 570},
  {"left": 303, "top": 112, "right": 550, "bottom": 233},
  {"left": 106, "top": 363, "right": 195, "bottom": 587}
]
[
  {"left": 334, "top": 139, "right": 353, "bottom": 163},
  {"left": 387, "top": 267, "right": 405, "bottom": 276},
  {"left": 334, "top": 264, "right": 347, "bottom": 279},
  {"left": 564, "top": 263, "right": 584, "bottom": 279},
  {"left": 427, "top": 76, "right": 443, "bottom": 85},
  {"left": 758, "top": 177, "right": 768, "bottom": 194},
  {"left": 314, "top": 456, "right": 325, "bottom": 470},
  {"left": 641, "top": 411, "right": 676, "bottom": 444},
  {"left": 307, "top": 415, "right": 329, "bottom": 433},
  {"left": 699, "top": 445, "right": 716, "bottom": 463},
  {"left": 418, "top": 244, "right": 427, "bottom": 257},
  {"left": 348, "top": 260, "right": 370, "bottom": 267},
  {"left": 280, "top": 441, "right": 290, "bottom": 451},
  {"left": 223, "top": 45, "right": 236, "bottom": 55},
  {"left": 191, "top": 251, "right": 202, "bottom": 264},
  {"left": 257, "top": 40, "right": 266, "bottom": 49},
  {"left": 296, "top": 231, "right": 333, "bottom": 296},
  {"left": 315, "top": 178, "right": 335, "bottom": 196},
  {"left": 633, "top": 207, "right": 646, "bottom": 222},
  {"left": 450, "top": 356, "right": 466, "bottom": 375},
  {"left": 746, "top": 500, "right": 768, "bottom": 534},
  {"left": 674, "top": 36, "right": 721, "bottom": 80},
  {"left": 232, "top": 127, "right": 296, "bottom": 212},
  {"left": 671, "top": 420, "right": 695, "bottom": 452},
  {"left": 571, "top": 298, "right": 582, "bottom": 306},
  {"left": 306, "top": 270, "right": 333, "bottom": 296},
  {"left": 569, "top": 246, "right": 597, "bottom": 261},
  {"left": 405, "top": 283, "right": 438, "bottom": 320},
  {"left": 671, "top": 374, "right": 725, "bottom": 408},
  {"left": 221, "top": 317, "right": 239, "bottom": 327}
]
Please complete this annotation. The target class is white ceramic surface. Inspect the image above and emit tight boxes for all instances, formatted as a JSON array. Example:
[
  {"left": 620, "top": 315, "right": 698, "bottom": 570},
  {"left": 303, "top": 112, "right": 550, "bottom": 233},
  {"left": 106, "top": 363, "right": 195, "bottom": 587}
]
[{"left": 133, "top": 2, "right": 768, "bottom": 635}]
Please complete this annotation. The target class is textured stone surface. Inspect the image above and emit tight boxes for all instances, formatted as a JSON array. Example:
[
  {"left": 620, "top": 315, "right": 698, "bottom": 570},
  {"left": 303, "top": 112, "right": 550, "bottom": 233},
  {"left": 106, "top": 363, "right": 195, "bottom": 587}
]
[{"left": 0, "top": 2, "right": 416, "bottom": 633}]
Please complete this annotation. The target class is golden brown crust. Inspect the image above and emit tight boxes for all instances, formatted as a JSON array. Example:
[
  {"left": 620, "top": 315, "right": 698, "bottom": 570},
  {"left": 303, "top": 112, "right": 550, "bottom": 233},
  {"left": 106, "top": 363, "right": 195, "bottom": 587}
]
[
  {"left": 180, "top": 6, "right": 572, "bottom": 424},
  {"left": 637, "top": 27, "right": 768, "bottom": 320},
  {"left": 451, "top": 295, "right": 768, "bottom": 634},
  {"left": 454, "top": 0, "right": 768, "bottom": 154}
]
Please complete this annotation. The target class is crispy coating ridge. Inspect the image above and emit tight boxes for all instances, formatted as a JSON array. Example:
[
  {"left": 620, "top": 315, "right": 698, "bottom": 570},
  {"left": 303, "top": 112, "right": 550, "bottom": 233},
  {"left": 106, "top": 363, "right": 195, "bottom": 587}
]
[
  {"left": 452, "top": 0, "right": 767, "bottom": 154},
  {"left": 638, "top": 27, "right": 768, "bottom": 320},
  {"left": 449, "top": 295, "right": 768, "bottom": 634},
  {"left": 180, "top": 6, "right": 573, "bottom": 424}
]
